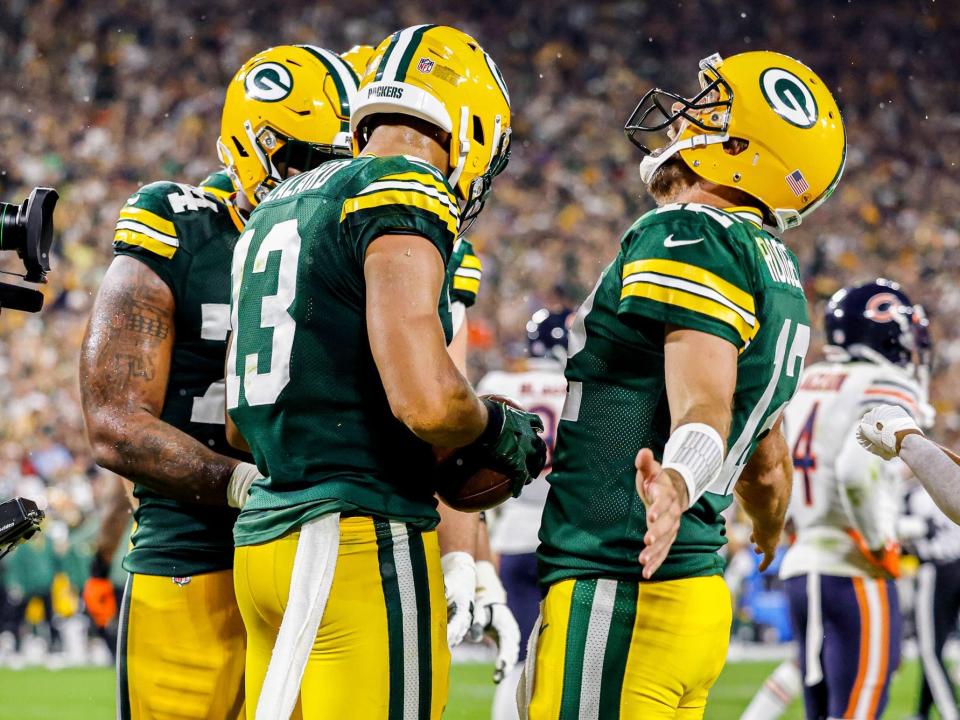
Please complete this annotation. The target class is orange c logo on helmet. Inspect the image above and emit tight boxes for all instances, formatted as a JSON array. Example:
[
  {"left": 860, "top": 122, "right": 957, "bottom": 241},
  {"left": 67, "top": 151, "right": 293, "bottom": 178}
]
[{"left": 863, "top": 292, "right": 901, "bottom": 323}]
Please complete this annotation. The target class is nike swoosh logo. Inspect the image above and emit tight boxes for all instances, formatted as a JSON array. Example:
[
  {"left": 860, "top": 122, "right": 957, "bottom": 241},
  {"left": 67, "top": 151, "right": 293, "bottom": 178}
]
[
  {"left": 127, "top": 194, "right": 140, "bottom": 205},
  {"left": 663, "top": 234, "right": 704, "bottom": 248}
]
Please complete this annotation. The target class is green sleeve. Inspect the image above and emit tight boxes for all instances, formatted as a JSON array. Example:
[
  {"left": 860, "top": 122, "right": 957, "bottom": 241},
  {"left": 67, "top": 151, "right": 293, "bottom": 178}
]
[
  {"left": 112, "top": 182, "right": 192, "bottom": 296},
  {"left": 449, "top": 238, "right": 482, "bottom": 307},
  {"left": 339, "top": 159, "right": 460, "bottom": 267},
  {"left": 616, "top": 213, "right": 758, "bottom": 350}
]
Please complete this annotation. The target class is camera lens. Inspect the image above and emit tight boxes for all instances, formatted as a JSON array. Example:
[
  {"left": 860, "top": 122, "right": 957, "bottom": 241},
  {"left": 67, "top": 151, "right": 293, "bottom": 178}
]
[{"left": 0, "top": 201, "right": 25, "bottom": 253}]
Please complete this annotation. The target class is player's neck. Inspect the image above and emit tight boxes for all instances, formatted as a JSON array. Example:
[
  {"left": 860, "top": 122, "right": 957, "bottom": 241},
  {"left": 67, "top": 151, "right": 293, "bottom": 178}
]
[
  {"left": 362, "top": 125, "right": 450, "bottom": 175},
  {"left": 670, "top": 181, "right": 752, "bottom": 211}
]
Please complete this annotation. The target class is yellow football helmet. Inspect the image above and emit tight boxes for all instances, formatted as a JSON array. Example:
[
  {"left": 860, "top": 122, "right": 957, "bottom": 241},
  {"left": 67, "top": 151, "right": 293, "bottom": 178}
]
[
  {"left": 625, "top": 51, "right": 846, "bottom": 231},
  {"left": 218, "top": 45, "right": 359, "bottom": 206},
  {"left": 350, "top": 25, "right": 511, "bottom": 229},
  {"left": 341, "top": 45, "right": 376, "bottom": 80}
]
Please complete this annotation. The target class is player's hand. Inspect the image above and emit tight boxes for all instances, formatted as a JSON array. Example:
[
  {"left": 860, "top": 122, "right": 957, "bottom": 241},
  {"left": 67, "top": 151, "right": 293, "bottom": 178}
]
[
  {"left": 857, "top": 405, "right": 922, "bottom": 461},
  {"left": 468, "top": 560, "right": 521, "bottom": 683},
  {"left": 476, "top": 396, "right": 547, "bottom": 496},
  {"left": 636, "top": 448, "right": 688, "bottom": 579},
  {"left": 750, "top": 524, "right": 781, "bottom": 573},
  {"left": 441, "top": 551, "right": 476, "bottom": 647},
  {"left": 82, "top": 577, "right": 117, "bottom": 628}
]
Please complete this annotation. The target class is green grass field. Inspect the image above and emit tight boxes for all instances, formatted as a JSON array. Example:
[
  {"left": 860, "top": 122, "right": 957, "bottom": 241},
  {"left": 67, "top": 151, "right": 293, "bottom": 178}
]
[{"left": 0, "top": 659, "right": 930, "bottom": 719}]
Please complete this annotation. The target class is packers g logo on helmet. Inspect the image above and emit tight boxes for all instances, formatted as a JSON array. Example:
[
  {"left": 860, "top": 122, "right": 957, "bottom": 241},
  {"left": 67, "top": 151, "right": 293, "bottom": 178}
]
[
  {"left": 218, "top": 45, "right": 358, "bottom": 206},
  {"left": 625, "top": 51, "right": 846, "bottom": 232},
  {"left": 243, "top": 62, "right": 294, "bottom": 103},
  {"left": 760, "top": 68, "right": 817, "bottom": 128}
]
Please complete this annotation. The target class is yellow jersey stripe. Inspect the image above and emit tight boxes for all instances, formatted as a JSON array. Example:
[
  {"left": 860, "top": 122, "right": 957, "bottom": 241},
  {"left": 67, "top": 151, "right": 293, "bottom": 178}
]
[
  {"left": 340, "top": 189, "right": 458, "bottom": 235},
  {"left": 201, "top": 184, "right": 232, "bottom": 202},
  {"left": 117, "top": 207, "right": 176, "bottom": 238},
  {"left": 725, "top": 205, "right": 764, "bottom": 228},
  {"left": 458, "top": 254, "right": 482, "bottom": 270},
  {"left": 621, "top": 281, "right": 757, "bottom": 344},
  {"left": 358, "top": 178, "right": 459, "bottom": 218},
  {"left": 226, "top": 202, "right": 246, "bottom": 232},
  {"left": 452, "top": 276, "right": 480, "bottom": 294},
  {"left": 621, "top": 258, "right": 754, "bottom": 315},
  {"left": 113, "top": 229, "right": 177, "bottom": 259},
  {"left": 380, "top": 171, "right": 456, "bottom": 203}
]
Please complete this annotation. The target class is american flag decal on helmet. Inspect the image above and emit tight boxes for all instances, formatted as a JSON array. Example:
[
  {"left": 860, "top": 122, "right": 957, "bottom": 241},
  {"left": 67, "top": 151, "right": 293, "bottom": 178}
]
[{"left": 786, "top": 169, "right": 810, "bottom": 196}]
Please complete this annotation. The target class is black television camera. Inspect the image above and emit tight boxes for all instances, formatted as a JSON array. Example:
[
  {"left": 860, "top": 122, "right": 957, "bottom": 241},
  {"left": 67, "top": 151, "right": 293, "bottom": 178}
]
[
  {"left": 0, "top": 498, "right": 44, "bottom": 560},
  {"left": 0, "top": 186, "right": 58, "bottom": 313}
]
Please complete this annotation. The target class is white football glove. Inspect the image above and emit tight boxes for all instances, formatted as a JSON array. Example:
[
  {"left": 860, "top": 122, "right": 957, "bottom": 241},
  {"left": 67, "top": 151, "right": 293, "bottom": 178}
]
[
  {"left": 468, "top": 560, "right": 521, "bottom": 683},
  {"left": 857, "top": 405, "right": 922, "bottom": 461},
  {"left": 441, "top": 551, "right": 476, "bottom": 647},
  {"left": 227, "top": 462, "right": 262, "bottom": 509}
]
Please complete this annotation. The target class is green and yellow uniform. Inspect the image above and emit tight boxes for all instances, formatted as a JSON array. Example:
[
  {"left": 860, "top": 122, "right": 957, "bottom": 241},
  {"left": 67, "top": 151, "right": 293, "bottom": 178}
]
[
  {"left": 228, "top": 155, "right": 458, "bottom": 719},
  {"left": 449, "top": 237, "right": 482, "bottom": 307},
  {"left": 112, "top": 177, "right": 248, "bottom": 720},
  {"left": 527, "top": 204, "right": 810, "bottom": 719}
]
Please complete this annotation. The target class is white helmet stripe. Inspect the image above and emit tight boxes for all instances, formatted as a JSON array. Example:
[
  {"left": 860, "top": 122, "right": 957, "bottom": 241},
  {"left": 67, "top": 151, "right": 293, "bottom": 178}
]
[
  {"left": 381, "top": 24, "right": 430, "bottom": 83},
  {"left": 483, "top": 53, "right": 510, "bottom": 107}
]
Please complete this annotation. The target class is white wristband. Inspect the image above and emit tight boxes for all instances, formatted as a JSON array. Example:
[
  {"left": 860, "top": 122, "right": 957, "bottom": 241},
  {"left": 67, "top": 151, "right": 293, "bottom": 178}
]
[
  {"left": 661, "top": 423, "right": 725, "bottom": 509},
  {"left": 227, "top": 462, "right": 262, "bottom": 509}
]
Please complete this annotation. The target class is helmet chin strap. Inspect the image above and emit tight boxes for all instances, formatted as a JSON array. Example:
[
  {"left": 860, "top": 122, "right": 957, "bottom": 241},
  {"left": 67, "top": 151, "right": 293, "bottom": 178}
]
[{"left": 639, "top": 132, "right": 729, "bottom": 184}]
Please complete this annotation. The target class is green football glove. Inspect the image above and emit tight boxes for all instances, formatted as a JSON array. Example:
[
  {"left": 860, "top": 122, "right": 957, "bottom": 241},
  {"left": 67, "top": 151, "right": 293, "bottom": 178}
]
[{"left": 476, "top": 396, "right": 547, "bottom": 495}]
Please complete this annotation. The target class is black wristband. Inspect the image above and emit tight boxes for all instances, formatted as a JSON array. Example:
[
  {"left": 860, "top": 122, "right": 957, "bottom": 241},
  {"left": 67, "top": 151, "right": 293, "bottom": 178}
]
[{"left": 476, "top": 398, "right": 505, "bottom": 447}]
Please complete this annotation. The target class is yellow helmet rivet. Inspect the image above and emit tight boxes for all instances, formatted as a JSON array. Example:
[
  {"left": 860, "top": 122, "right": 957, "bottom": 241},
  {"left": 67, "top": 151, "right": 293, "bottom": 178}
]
[
  {"left": 733, "top": 172, "right": 742, "bottom": 182},
  {"left": 692, "top": 159, "right": 701, "bottom": 167},
  {"left": 261, "top": 131, "right": 277, "bottom": 150}
]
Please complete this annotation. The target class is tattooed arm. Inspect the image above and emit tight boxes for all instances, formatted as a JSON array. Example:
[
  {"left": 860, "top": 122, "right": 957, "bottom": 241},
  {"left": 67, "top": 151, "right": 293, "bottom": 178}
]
[{"left": 80, "top": 255, "right": 239, "bottom": 505}]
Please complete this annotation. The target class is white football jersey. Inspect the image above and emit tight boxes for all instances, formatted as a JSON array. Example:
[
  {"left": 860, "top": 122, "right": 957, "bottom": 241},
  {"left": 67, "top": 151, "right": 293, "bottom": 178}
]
[
  {"left": 780, "top": 360, "right": 923, "bottom": 579},
  {"left": 477, "top": 360, "right": 567, "bottom": 555}
]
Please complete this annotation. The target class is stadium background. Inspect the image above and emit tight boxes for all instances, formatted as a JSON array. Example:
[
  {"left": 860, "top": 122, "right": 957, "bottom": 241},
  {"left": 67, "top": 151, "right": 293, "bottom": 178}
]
[{"left": 0, "top": 0, "right": 957, "bottom": 716}]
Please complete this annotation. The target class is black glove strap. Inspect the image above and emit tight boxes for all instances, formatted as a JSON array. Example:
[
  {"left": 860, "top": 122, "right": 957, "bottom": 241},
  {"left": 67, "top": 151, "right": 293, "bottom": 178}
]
[{"left": 476, "top": 398, "right": 505, "bottom": 447}]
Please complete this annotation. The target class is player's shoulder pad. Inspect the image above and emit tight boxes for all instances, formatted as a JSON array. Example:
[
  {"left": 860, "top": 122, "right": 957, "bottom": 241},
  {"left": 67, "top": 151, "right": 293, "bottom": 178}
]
[
  {"left": 114, "top": 181, "right": 223, "bottom": 259},
  {"left": 197, "top": 169, "right": 235, "bottom": 202},
  {"left": 853, "top": 362, "right": 924, "bottom": 421},
  {"left": 343, "top": 155, "right": 460, "bottom": 230}
]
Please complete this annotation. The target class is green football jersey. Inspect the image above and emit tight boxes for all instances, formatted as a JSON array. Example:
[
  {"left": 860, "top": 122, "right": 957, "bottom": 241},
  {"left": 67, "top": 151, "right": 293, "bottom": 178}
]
[
  {"left": 449, "top": 238, "right": 482, "bottom": 308},
  {"left": 227, "top": 155, "right": 461, "bottom": 547},
  {"left": 112, "top": 180, "right": 251, "bottom": 576},
  {"left": 538, "top": 203, "right": 810, "bottom": 585},
  {"left": 198, "top": 168, "right": 236, "bottom": 202}
]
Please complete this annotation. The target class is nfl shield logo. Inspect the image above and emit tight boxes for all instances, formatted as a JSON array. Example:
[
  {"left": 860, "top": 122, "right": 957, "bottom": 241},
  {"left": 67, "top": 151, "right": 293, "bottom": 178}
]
[
  {"left": 172, "top": 576, "right": 192, "bottom": 587},
  {"left": 417, "top": 57, "right": 435, "bottom": 74}
]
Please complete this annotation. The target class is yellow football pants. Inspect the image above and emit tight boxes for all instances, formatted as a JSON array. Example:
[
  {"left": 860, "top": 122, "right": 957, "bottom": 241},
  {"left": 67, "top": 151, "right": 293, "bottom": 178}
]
[
  {"left": 233, "top": 516, "right": 449, "bottom": 719},
  {"left": 522, "top": 575, "right": 732, "bottom": 719},
  {"left": 117, "top": 570, "right": 246, "bottom": 720}
]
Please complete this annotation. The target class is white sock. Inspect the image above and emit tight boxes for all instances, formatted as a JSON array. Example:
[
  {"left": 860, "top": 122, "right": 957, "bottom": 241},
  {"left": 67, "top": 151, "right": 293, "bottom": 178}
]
[
  {"left": 740, "top": 659, "right": 802, "bottom": 720},
  {"left": 492, "top": 662, "right": 523, "bottom": 720}
]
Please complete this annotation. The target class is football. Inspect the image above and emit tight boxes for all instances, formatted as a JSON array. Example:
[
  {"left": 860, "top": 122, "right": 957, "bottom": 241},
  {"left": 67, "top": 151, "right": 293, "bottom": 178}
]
[
  {"left": 434, "top": 446, "right": 515, "bottom": 512},
  {"left": 434, "top": 395, "right": 522, "bottom": 512}
]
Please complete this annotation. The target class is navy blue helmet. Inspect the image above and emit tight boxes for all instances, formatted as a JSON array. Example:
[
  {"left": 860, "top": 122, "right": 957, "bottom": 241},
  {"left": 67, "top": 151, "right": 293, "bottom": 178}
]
[
  {"left": 824, "top": 279, "right": 930, "bottom": 369},
  {"left": 526, "top": 307, "right": 573, "bottom": 361}
]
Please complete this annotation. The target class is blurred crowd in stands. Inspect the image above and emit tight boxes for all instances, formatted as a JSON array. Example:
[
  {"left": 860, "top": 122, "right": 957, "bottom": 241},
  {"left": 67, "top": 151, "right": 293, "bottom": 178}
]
[{"left": 0, "top": 0, "right": 956, "bottom": 658}]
